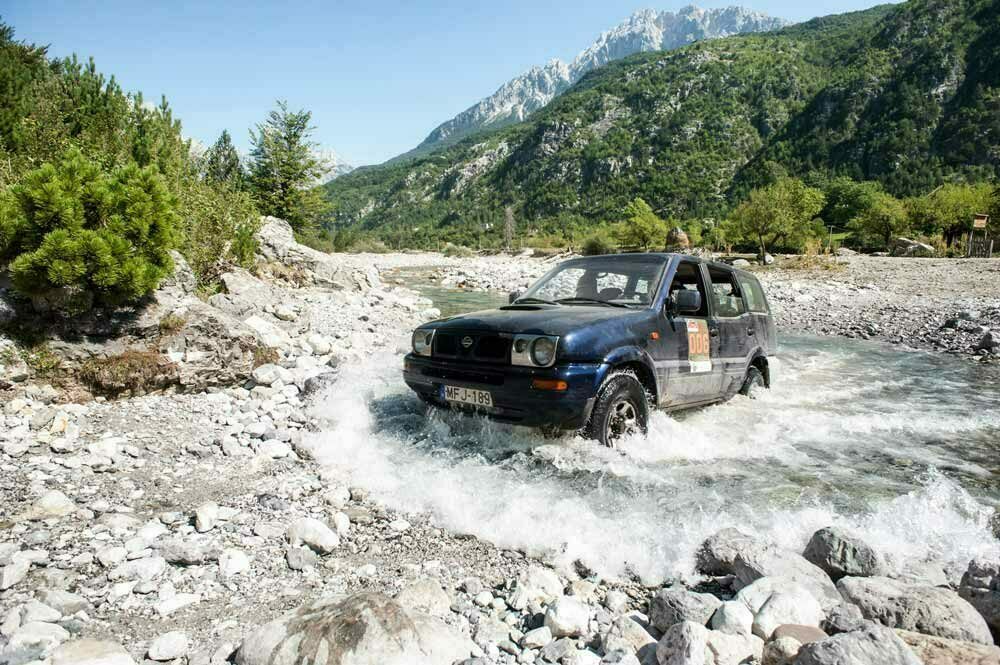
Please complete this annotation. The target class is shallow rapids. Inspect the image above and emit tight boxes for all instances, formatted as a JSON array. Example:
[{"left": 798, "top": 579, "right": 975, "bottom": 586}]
[{"left": 306, "top": 332, "right": 1000, "bottom": 584}]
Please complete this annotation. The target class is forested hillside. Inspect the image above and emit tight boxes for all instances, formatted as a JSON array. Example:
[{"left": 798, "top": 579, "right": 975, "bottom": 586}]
[{"left": 324, "top": 0, "right": 999, "bottom": 248}]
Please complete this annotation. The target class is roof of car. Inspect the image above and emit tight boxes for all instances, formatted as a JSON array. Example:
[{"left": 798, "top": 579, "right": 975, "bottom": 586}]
[{"left": 563, "top": 252, "right": 754, "bottom": 276}]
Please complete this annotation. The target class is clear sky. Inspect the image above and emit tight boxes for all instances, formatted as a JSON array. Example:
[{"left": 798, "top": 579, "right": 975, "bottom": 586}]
[{"left": 3, "top": 1, "right": 899, "bottom": 166}]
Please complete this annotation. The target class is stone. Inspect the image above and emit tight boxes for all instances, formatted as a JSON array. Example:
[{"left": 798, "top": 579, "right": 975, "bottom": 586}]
[
  {"left": 838, "top": 576, "right": 993, "bottom": 644},
  {"left": 803, "top": 527, "right": 883, "bottom": 580},
  {"left": 795, "top": 622, "right": 921, "bottom": 665},
  {"left": 566, "top": 649, "right": 603, "bottom": 665},
  {"left": 395, "top": 578, "right": 452, "bottom": 617},
  {"left": 821, "top": 602, "right": 866, "bottom": 635},
  {"left": 252, "top": 363, "right": 292, "bottom": 386},
  {"left": 544, "top": 596, "right": 590, "bottom": 637},
  {"left": 148, "top": 631, "right": 191, "bottom": 660},
  {"left": 22, "top": 600, "right": 61, "bottom": 623},
  {"left": 474, "top": 616, "right": 511, "bottom": 646},
  {"left": 958, "top": 558, "right": 1000, "bottom": 637},
  {"left": 891, "top": 237, "right": 935, "bottom": 258},
  {"left": 235, "top": 592, "right": 475, "bottom": 665},
  {"left": 510, "top": 565, "right": 563, "bottom": 610},
  {"left": 25, "top": 489, "right": 76, "bottom": 520},
  {"left": 9, "top": 620, "right": 71, "bottom": 649},
  {"left": 51, "top": 639, "right": 138, "bottom": 665},
  {"left": 195, "top": 502, "right": 219, "bottom": 532},
  {"left": 762, "top": 636, "right": 801, "bottom": 665},
  {"left": 695, "top": 528, "right": 762, "bottom": 575},
  {"left": 219, "top": 549, "right": 251, "bottom": 577},
  {"left": 286, "top": 517, "right": 340, "bottom": 553},
  {"left": 896, "top": 628, "right": 1000, "bottom": 664},
  {"left": 649, "top": 586, "right": 722, "bottom": 631},
  {"left": 39, "top": 590, "right": 88, "bottom": 615},
  {"left": 156, "top": 593, "right": 201, "bottom": 616},
  {"left": 244, "top": 315, "right": 293, "bottom": 349},
  {"left": 772, "top": 624, "right": 828, "bottom": 644},
  {"left": 710, "top": 600, "right": 753, "bottom": 636},
  {"left": 274, "top": 305, "right": 297, "bottom": 322},
  {"left": 107, "top": 556, "right": 167, "bottom": 582},
  {"left": 600, "top": 614, "right": 656, "bottom": 662},
  {"left": 286, "top": 546, "right": 319, "bottom": 571},
  {"left": 605, "top": 590, "right": 629, "bottom": 614},
  {"left": 97, "top": 545, "right": 128, "bottom": 568},
  {"left": 653, "top": 621, "right": 760, "bottom": 665},
  {"left": 1, "top": 559, "right": 30, "bottom": 590},
  {"left": 522, "top": 626, "right": 553, "bottom": 649},
  {"left": 158, "top": 539, "right": 220, "bottom": 565},
  {"left": 752, "top": 590, "right": 824, "bottom": 639},
  {"left": 730, "top": 542, "right": 840, "bottom": 608}
]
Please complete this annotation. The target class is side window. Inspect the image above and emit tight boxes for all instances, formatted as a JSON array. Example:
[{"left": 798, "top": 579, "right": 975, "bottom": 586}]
[
  {"left": 736, "top": 274, "right": 769, "bottom": 314},
  {"left": 668, "top": 261, "right": 708, "bottom": 317},
  {"left": 708, "top": 267, "right": 746, "bottom": 318}
]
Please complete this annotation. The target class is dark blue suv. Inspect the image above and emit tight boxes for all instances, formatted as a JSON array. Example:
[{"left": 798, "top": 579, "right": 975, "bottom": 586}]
[{"left": 403, "top": 253, "right": 776, "bottom": 446}]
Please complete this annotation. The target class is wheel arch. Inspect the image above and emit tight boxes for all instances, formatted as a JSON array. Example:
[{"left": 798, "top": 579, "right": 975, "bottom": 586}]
[
  {"left": 602, "top": 346, "right": 659, "bottom": 404},
  {"left": 749, "top": 352, "right": 770, "bottom": 388}
]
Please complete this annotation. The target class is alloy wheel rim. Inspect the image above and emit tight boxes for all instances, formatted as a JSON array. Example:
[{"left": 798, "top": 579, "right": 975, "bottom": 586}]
[{"left": 606, "top": 399, "right": 639, "bottom": 445}]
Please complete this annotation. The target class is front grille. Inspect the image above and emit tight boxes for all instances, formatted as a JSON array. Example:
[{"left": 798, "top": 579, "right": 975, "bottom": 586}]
[
  {"left": 433, "top": 332, "right": 510, "bottom": 364},
  {"left": 422, "top": 366, "right": 506, "bottom": 386}
]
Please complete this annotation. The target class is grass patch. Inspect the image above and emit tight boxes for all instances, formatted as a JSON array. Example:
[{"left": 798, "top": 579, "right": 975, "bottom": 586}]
[
  {"left": 79, "top": 349, "right": 178, "bottom": 397},
  {"left": 158, "top": 313, "right": 188, "bottom": 335},
  {"left": 252, "top": 346, "right": 279, "bottom": 369}
]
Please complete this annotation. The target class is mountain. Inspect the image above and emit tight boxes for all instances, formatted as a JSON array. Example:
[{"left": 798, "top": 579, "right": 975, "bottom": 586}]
[
  {"left": 314, "top": 148, "right": 355, "bottom": 183},
  {"left": 325, "top": 0, "right": 1000, "bottom": 246},
  {"left": 400, "top": 6, "right": 788, "bottom": 161}
]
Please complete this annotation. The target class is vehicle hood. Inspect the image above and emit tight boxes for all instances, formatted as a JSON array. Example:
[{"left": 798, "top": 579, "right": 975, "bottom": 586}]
[{"left": 422, "top": 305, "right": 648, "bottom": 337}]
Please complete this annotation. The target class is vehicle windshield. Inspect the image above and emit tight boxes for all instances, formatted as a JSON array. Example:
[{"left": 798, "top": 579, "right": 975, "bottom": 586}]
[{"left": 519, "top": 256, "right": 668, "bottom": 308}]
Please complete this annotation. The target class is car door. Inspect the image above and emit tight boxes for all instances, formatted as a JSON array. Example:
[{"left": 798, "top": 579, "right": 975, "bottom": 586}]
[
  {"left": 736, "top": 272, "right": 775, "bottom": 355},
  {"left": 706, "top": 265, "right": 753, "bottom": 395},
  {"left": 650, "top": 259, "right": 724, "bottom": 406}
]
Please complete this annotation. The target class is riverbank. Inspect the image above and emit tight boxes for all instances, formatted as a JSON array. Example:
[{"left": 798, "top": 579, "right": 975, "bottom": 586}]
[{"left": 2, "top": 240, "right": 999, "bottom": 663}]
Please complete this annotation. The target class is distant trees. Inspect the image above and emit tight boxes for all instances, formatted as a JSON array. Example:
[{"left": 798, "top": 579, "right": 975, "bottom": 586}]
[
  {"left": 617, "top": 197, "right": 667, "bottom": 250},
  {"left": 203, "top": 130, "right": 243, "bottom": 188},
  {"left": 248, "top": 100, "right": 328, "bottom": 233},
  {"left": 726, "top": 178, "right": 825, "bottom": 257},
  {"left": 849, "top": 192, "right": 909, "bottom": 249},
  {"left": 906, "top": 183, "right": 993, "bottom": 244}
]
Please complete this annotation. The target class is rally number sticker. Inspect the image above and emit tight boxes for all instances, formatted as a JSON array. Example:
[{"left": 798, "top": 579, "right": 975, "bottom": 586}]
[{"left": 686, "top": 320, "right": 712, "bottom": 374}]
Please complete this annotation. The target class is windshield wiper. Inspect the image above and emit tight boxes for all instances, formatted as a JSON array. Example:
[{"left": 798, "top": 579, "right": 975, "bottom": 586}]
[
  {"left": 512, "top": 297, "right": 560, "bottom": 306},
  {"left": 556, "top": 297, "right": 631, "bottom": 309}
]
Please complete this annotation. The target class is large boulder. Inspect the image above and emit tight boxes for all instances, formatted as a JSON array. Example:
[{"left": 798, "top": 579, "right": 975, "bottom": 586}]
[
  {"left": 50, "top": 639, "right": 137, "bottom": 665},
  {"left": 695, "top": 528, "right": 767, "bottom": 576},
  {"left": 838, "top": 576, "right": 993, "bottom": 644},
  {"left": 959, "top": 558, "right": 1000, "bottom": 639},
  {"left": 891, "top": 237, "right": 935, "bottom": 258},
  {"left": 727, "top": 539, "right": 840, "bottom": 608},
  {"left": 235, "top": 593, "right": 475, "bottom": 665},
  {"left": 649, "top": 586, "right": 722, "bottom": 631},
  {"left": 795, "top": 622, "right": 921, "bottom": 665},
  {"left": 655, "top": 621, "right": 762, "bottom": 665},
  {"left": 803, "top": 527, "right": 884, "bottom": 581},
  {"left": 256, "top": 217, "right": 380, "bottom": 291},
  {"left": 896, "top": 628, "right": 1000, "bottom": 664}
]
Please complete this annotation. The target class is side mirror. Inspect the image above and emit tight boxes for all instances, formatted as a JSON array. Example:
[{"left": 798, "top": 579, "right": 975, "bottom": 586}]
[
  {"left": 672, "top": 289, "right": 702, "bottom": 314},
  {"left": 508, "top": 290, "right": 522, "bottom": 304}
]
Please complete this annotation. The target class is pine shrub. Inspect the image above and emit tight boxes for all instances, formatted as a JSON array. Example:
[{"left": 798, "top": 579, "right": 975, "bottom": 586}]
[{"left": 0, "top": 148, "right": 177, "bottom": 312}]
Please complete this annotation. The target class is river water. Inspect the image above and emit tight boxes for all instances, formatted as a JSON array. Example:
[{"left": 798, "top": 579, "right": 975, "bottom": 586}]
[{"left": 307, "top": 282, "right": 1000, "bottom": 584}]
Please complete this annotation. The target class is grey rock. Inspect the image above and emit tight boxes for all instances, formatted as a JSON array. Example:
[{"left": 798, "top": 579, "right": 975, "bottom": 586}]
[
  {"left": 157, "top": 539, "right": 221, "bottom": 566},
  {"left": 235, "top": 592, "right": 475, "bottom": 665},
  {"left": 285, "top": 547, "right": 319, "bottom": 571},
  {"left": 694, "top": 528, "right": 763, "bottom": 576},
  {"left": 544, "top": 596, "right": 590, "bottom": 637},
  {"left": 286, "top": 517, "right": 339, "bottom": 554},
  {"left": 729, "top": 539, "right": 840, "bottom": 607},
  {"left": 795, "top": 622, "right": 921, "bottom": 665},
  {"left": 896, "top": 628, "right": 1000, "bottom": 664},
  {"left": 803, "top": 527, "right": 884, "bottom": 580},
  {"left": 148, "top": 631, "right": 190, "bottom": 661},
  {"left": 395, "top": 578, "right": 452, "bottom": 618},
  {"left": 821, "top": 602, "right": 866, "bottom": 635},
  {"left": 710, "top": 601, "right": 753, "bottom": 636},
  {"left": 649, "top": 586, "right": 722, "bottom": 631},
  {"left": 838, "top": 575, "right": 993, "bottom": 644},
  {"left": 0, "top": 559, "right": 30, "bottom": 590},
  {"left": 50, "top": 639, "right": 138, "bottom": 665},
  {"left": 959, "top": 558, "right": 1000, "bottom": 637}
]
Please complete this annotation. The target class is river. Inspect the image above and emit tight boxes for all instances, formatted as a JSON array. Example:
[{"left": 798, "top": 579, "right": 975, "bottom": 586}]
[{"left": 306, "top": 281, "right": 1000, "bottom": 584}]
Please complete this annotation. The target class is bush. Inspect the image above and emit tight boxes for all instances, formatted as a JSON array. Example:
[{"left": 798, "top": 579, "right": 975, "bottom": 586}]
[
  {"left": 79, "top": 349, "right": 178, "bottom": 396},
  {"left": 442, "top": 243, "right": 475, "bottom": 258},
  {"left": 177, "top": 180, "right": 258, "bottom": 283},
  {"left": 581, "top": 233, "right": 615, "bottom": 255},
  {"left": 0, "top": 149, "right": 177, "bottom": 312}
]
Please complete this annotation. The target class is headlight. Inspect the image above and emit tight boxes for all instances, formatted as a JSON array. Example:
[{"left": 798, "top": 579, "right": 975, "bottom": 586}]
[
  {"left": 412, "top": 329, "right": 434, "bottom": 356},
  {"left": 531, "top": 337, "right": 556, "bottom": 366}
]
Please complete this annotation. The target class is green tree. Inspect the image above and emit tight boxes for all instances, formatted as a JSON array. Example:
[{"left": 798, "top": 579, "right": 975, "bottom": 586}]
[
  {"left": 821, "top": 177, "right": 884, "bottom": 229},
  {"left": 906, "top": 183, "right": 994, "bottom": 245},
  {"left": 0, "top": 148, "right": 177, "bottom": 312},
  {"left": 849, "top": 192, "right": 909, "bottom": 249},
  {"left": 617, "top": 198, "right": 667, "bottom": 250},
  {"left": 248, "top": 100, "right": 328, "bottom": 232},
  {"left": 203, "top": 130, "right": 243, "bottom": 188},
  {"left": 726, "top": 178, "right": 825, "bottom": 257}
]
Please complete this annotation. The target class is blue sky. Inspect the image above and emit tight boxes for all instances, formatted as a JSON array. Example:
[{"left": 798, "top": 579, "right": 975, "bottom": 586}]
[{"left": 4, "top": 1, "right": 898, "bottom": 166}]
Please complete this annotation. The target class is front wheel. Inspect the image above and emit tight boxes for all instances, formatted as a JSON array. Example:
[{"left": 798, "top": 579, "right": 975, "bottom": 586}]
[
  {"left": 586, "top": 372, "right": 649, "bottom": 447},
  {"left": 740, "top": 366, "right": 767, "bottom": 398}
]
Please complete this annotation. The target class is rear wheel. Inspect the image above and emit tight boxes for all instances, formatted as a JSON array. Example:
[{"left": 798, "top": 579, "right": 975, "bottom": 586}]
[
  {"left": 740, "top": 365, "right": 767, "bottom": 398},
  {"left": 586, "top": 371, "right": 649, "bottom": 447}
]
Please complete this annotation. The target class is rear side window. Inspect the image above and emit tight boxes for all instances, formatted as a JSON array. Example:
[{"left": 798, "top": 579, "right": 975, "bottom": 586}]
[
  {"left": 736, "top": 274, "right": 769, "bottom": 314},
  {"left": 707, "top": 267, "right": 746, "bottom": 318}
]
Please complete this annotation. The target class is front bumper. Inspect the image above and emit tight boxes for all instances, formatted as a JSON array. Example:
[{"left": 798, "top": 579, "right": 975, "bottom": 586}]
[{"left": 403, "top": 354, "right": 605, "bottom": 429}]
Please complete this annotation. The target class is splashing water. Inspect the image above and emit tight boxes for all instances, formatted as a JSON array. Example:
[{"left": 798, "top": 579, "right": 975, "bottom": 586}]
[{"left": 306, "top": 313, "right": 1000, "bottom": 583}]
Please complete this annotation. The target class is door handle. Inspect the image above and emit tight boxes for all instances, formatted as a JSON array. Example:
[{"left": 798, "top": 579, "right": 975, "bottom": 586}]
[
  {"left": 747, "top": 327, "right": 755, "bottom": 336},
  {"left": 709, "top": 328, "right": 719, "bottom": 338}
]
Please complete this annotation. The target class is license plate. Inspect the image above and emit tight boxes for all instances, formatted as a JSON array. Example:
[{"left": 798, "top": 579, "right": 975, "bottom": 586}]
[{"left": 442, "top": 385, "right": 493, "bottom": 408}]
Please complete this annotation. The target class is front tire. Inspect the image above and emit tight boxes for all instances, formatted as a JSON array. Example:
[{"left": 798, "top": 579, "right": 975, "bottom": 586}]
[
  {"left": 586, "top": 371, "right": 649, "bottom": 447},
  {"left": 740, "top": 365, "right": 767, "bottom": 398}
]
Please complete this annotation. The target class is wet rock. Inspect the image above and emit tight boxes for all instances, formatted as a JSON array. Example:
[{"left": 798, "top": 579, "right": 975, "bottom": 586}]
[
  {"left": 710, "top": 600, "right": 753, "bottom": 636},
  {"left": 235, "top": 592, "right": 475, "bottom": 665},
  {"left": 50, "top": 639, "right": 138, "bottom": 665},
  {"left": 148, "top": 631, "right": 191, "bottom": 660},
  {"left": 729, "top": 539, "right": 840, "bottom": 607},
  {"left": 286, "top": 517, "right": 340, "bottom": 554},
  {"left": 959, "top": 558, "right": 1000, "bottom": 637},
  {"left": 896, "top": 628, "right": 1000, "bottom": 664},
  {"left": 544, "top": 596, "right": 590, "bottom": 637},
  {"left": 795, "top": 622, "right": 921, "bottom": 665},
  {"left": 695, "top": 528, "right": 767, "bottom": 576},
  {"left": 649, "top": 586, "right": 722, "bottom": 631},
  {"left": 803, "top": 526, "right": 883, "bottom": 580},
  {"left": 838, "top": 576, "right": 993, "bottom": 644},
  {"left": 752, "top": 589, "right": 824, "bottom": 639}
]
